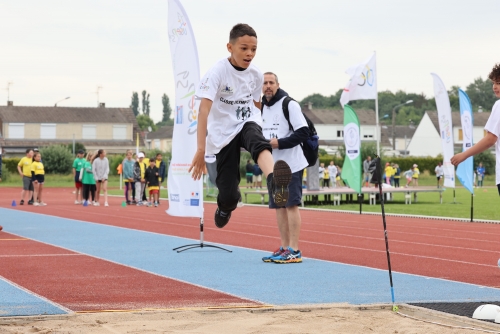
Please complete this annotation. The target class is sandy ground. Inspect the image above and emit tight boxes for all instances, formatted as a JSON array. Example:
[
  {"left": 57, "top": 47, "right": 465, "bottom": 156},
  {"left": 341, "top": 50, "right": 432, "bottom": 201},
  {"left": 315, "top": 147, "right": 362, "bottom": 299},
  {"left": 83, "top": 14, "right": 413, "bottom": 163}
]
[{"left": 1, "top": 304, "right": 499, "bottom": 334}]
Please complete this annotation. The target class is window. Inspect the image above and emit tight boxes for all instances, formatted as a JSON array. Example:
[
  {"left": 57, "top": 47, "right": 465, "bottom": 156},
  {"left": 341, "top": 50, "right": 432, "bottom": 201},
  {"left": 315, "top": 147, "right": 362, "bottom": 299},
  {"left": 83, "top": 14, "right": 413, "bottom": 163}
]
[
  {"left": 113, "top": 125, "right": 127, "bottom": 140},
  {"left": 337, "top": 130, "right": 344, "bottom": 138},
  {"left": 9, "top": 123, "right": 24, "bottom": 139},
  {"left": 458, "top": 129, "right": 463, "bottom": 141},
  {"left": 40, "top": 124, "right": 56, "bottom": 139},
  {"left": 154, "top": 139, "right": 160, "bottom": 149},
  {"left": 363, "top": 135, "right": 374, "bottom": 138},
  {"left": 82, "top": 125, "right": 96, "bottom": 139}
]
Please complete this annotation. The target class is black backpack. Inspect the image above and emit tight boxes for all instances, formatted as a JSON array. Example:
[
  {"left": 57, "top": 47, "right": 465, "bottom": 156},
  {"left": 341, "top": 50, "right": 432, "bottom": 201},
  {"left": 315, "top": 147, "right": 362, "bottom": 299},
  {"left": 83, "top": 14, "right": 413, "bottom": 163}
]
[{"left": 262, "top": 96, "right": 319, "bottom": 167}]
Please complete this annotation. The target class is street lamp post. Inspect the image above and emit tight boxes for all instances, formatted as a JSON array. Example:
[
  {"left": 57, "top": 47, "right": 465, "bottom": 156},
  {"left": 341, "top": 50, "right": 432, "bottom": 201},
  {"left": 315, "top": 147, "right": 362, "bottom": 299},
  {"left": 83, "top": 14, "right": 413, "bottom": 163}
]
[
  {"left": 54, "top": 97, "right": 70, "bottom": 107},
  {"left": 392, "top": 100, "right": 413, "bottom": 150}
]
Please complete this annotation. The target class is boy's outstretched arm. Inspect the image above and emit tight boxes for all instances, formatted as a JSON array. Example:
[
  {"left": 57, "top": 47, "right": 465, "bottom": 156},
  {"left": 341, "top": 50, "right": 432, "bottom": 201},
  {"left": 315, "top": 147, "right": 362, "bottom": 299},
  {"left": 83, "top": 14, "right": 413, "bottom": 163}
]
[
  {"left": 451, "top": 132, "right": 497, "bottom": 166},
  {"left": 189, "top": 98, "right": 212, "bottom": 180}
]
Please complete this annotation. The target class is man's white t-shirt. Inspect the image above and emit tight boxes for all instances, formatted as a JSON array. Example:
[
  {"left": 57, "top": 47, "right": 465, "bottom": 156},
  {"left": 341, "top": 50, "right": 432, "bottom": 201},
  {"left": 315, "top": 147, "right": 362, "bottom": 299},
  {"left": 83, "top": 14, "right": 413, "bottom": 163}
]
[
  {"left": 328, "top": 165, "right": 338, "bottom": 178},
  {"left": 484, "top": 100, "right": 500, "bottom": 184},
  {"left": 318, "top": 166, "right": 325, "bottom": 179},
  {"left": 261, "top": 97, "right": 308, "bottom": 173},
  {"left": 435, "top": 165, "right": 444, "bottom": 177},
  {"left": 196, "top": 58, "right": 264, "bottom": 155}
]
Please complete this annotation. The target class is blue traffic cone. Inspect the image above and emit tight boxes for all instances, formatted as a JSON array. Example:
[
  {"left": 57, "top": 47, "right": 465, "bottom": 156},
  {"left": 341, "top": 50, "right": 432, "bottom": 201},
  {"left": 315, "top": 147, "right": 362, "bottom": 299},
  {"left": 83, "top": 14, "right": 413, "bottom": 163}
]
[
  {"left": 83, "top": 201, "right": 88, "bottom": 207},
  {"left": 11, "top": 200, "right": 16, "bottom": 207}
]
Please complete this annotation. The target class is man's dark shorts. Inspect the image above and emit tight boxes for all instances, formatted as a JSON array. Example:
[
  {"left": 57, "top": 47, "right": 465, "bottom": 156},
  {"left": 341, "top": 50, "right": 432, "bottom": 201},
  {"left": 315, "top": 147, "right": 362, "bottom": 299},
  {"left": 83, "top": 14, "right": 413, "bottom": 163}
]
[{"left": 268, "top": 169, "right": 303, "bottom": 209}]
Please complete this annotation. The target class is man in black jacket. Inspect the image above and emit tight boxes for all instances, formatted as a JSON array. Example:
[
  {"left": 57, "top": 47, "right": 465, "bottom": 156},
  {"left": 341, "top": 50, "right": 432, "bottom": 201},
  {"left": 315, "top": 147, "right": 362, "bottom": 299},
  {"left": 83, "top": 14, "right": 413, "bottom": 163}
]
[{"left": 260, "top": 72, "right": 309, "bottom": 264}]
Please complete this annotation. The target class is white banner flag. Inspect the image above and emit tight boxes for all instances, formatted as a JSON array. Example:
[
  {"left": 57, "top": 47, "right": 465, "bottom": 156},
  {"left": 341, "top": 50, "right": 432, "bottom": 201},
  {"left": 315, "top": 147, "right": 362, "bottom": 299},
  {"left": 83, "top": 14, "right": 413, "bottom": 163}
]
[
  {"left": 340, "top": 52, "right": 377, "bottom": 107},
  {"left": 166, "top": 0, "right": 203, "bottom": 218},
  {"left": 431, "top": 73, "right": 455, "bottom": 188}
]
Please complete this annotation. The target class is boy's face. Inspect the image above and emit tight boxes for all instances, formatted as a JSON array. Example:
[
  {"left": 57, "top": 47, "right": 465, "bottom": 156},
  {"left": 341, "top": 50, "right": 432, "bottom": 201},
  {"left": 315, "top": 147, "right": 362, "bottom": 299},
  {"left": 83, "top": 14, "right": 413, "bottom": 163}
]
[
  {"left": 77, "top": 153, "right": 83, "bottom": 158},
  {"left": 263, "top": 74, "right": 279, "bottom": 100},
  {"left": 150, "top": 161, "right": 155, "bottom": 167},
  {"left": 156, "top": 154, "right": 162, "bottom": 161},
  {"left": 492, "top": 79, "right": 500, "bottom": 98},
  {"left": 227, "top": 35, "right": 257, "bottom": 69}
]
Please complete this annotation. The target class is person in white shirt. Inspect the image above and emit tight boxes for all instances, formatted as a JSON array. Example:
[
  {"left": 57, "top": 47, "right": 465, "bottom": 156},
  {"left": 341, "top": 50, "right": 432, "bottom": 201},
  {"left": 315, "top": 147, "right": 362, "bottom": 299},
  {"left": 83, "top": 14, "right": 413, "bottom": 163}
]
[
  {"left": 318, "top": 163, "right": 325, "bottom": 189},
  {"left": 451, "top": 63, "right": 500, "bottom": 266},
  {"left": 260, "top": 72, "right": 309, "bottom": 264},
  {"left": 328, "top": 161, "right": 337, "bottom": 188},
  {"left": 435, "top": 162, "right": 444, "bottom": 188},
  {"left": 189, "top": 24, "right": 292, "bottom": 229}
]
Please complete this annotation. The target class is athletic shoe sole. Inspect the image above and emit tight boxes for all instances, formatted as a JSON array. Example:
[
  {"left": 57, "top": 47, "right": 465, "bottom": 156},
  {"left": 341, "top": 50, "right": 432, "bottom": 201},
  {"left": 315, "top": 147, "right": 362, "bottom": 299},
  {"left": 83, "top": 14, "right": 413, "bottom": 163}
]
[
  {"left": 273, "top": 258, "right": 303, "bottom": 264},
  {"left": 272, "top": 160, "right": 292, "bottom": 207}
]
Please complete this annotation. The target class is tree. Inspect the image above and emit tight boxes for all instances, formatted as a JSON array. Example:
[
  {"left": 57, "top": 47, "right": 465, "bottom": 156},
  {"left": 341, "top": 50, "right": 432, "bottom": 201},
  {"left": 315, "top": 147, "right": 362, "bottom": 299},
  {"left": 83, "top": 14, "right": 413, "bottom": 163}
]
[
  {"left": 39, "top": 145, "right": 73, "bottom": 174},
  {"left": 156, "top": 120, "right": 173, "bottom": 128},
  {"left": 136, "top": 114, "right": 157, "bottom": 132},
  {"left": 130, "top": 92, "right": 139, "bottom": 117},
  {"left": 162, "top": 94, "right": 173, "bottom": 122},
  {"left": 142, "top": 90, "right": 151, "bottom": 116},
  {"left": 466, "top": 77, "right": 497, "bottom": 112},
  {"left": 66, "top": 142, "right": 86, "bottom": 155}
]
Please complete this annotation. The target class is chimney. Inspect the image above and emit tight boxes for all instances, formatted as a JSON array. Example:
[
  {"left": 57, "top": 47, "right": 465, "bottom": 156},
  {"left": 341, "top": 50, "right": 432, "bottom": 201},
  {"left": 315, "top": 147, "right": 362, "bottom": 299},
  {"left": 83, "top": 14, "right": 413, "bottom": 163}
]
[
  {"left": 307, "top": 101, "right": 313, "bottom": 111},
  {"left": 99, "top": 102, "right": 105, "bottom": 108},
  {"left": 7, "top": 101, "right": 13, "bottom": 106}
]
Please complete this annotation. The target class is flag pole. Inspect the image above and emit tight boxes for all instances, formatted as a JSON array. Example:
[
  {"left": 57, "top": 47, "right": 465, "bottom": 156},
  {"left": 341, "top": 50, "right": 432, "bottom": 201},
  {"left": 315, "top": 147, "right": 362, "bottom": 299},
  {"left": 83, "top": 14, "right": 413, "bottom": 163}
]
[
  {"left": 470, "top": 193, "right": 474, "bottom": 222},
  {"left": 374, "top": 51, "right": 380, "bottom": 156}
]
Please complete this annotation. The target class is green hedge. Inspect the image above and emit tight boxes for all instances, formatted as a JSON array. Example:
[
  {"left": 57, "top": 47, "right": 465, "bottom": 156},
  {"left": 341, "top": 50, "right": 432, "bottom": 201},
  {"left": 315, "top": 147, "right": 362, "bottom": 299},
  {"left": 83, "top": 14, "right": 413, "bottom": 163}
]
[
  {"left": 2, "top": 158, "right": 19, "bottom": 174},
  {"left": 382, "top": 157, "right": 442, "bottom": 174}
]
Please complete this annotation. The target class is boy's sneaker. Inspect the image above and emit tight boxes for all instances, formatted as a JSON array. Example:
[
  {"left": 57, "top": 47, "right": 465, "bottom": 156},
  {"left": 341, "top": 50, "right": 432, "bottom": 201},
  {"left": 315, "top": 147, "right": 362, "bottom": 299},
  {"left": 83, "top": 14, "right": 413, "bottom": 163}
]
[
  {"left": 262, "top": 247, "right": 285, "bottom": 263},
  {"left": 74, "top": 200, "right": 80, "bottom": 205},
  {"left": 20, "top": 200, "right": 24, "bottom": 205},
  {"left": 136, "top": 201, "right": 143, "bottom": 206},
  {"left": 93, "top": 201, "right": 100, "bottom": 206},
  {"left": 154, "top": 202, "right": 158, "bottom": 207},
  {"left": 131, "top": 200, "right": 137, "bottom": 205},
  {"left": 271, "top": 247, "right": 302, "bottom": 264},
  {"left": 126, "top": 201, "right": 132, "bottom": 205},
  {"left": 33, "top": 202, "right": 40, "bottom": 207},
  {"left": 269, "top": 160, "right": 292, "bottom": 207},
  {"left": 214, "top": 208, "right": 231, "bottom": 228},
  {"left": 28, "top": 200, "right": 34, "bottom": 205}
]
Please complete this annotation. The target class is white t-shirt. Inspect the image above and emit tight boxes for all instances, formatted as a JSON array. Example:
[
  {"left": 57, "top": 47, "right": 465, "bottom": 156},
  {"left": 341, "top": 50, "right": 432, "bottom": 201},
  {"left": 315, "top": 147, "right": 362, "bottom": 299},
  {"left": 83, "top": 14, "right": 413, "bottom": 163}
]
[
  {"left": 318, "top": 166, "right": 325, "bottom": 178},
  {"left": 435, "top": 165, "right": 444, "bottom": 177},
  {"left": 328, "top": 165, "right": 338, "bottom": 178},
  {"left": 261, "top": 97, "right": 308, "bottom": 173},
  {"left": 196, "top": 58, "right": 264, "bottom": 155},
  {"left": 484, "top": 100, "right": 500, "bottom": 184}
]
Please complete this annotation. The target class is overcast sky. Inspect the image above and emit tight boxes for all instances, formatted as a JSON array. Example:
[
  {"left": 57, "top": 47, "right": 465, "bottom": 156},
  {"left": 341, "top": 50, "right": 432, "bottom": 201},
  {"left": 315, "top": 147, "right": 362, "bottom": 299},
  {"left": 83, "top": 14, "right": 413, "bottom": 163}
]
[{"left": 1, "top": 0, "right": 498, "bottom": 122}]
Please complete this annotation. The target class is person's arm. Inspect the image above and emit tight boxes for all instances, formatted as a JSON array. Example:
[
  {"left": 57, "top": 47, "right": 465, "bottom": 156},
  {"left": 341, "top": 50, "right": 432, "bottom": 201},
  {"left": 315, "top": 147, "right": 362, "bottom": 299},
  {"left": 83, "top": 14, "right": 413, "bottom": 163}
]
[
  {"left": 451, "top": 132, "right": 497, "bottom": 166},
  {"left": 104, "top": 158, "right": 110, "bottom": 178},
  {"left": 273, "top": 127, "right": 309, "bottom": 149},
  {"left": 188, "top": 98, "right": 211, "bottom": 180},
  {"left": 17, "top": 160, "right": 24, "bottom": 177}
]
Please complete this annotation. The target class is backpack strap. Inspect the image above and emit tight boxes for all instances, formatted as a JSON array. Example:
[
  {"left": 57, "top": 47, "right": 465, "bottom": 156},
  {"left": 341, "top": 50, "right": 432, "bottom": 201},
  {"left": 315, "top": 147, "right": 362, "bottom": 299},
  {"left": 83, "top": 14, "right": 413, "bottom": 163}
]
[{"left": 282, "top": 96, "right": 294, "bottom": 131}]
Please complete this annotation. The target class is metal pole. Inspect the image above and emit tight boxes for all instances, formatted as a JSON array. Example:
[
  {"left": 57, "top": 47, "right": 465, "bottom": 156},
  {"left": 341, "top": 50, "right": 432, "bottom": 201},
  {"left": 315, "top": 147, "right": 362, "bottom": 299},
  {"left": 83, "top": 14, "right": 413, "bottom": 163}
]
[
  {"left": 374, "top": 51, "right": 380, "bottom": 156},
  {"left": 392, "top": 106, "right": 396, "bottom": 150},
  {"left": 471, "top": 193, "right": 474, "bottom": 222}
]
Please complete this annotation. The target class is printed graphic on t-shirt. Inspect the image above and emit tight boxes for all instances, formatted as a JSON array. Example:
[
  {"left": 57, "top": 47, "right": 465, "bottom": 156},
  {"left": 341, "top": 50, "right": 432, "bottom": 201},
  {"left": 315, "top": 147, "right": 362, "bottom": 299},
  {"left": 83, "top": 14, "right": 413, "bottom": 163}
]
[{"left": 221, "top": 84, "right": 233, "bottom": 94}]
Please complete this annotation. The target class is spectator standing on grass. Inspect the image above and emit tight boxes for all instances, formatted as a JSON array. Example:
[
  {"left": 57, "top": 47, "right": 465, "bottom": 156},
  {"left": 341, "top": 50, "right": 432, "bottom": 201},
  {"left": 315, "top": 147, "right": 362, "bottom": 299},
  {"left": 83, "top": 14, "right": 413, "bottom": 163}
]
[
  {"left": 435, "top": 162, "right": 444, "bottom": 188},
  {"left": 323, "top": 167, "right": 330, "bottom": 188},
  {"left": 318, "top": 163, "right": 325, "bottom": 189},
  {"left": 140, "top": 151, "right": 149, "bottom": 202},
  {"left": 412, "top": 164, "right": 420, "bottom": 187},
  {"left": 393, "top": 164, "right": 401, "bottom": 188},
  {"left": 302, "top": 168, "right": 307, "bottom": 188},
  {"left": 92, "top": 149, "right": 110, "bottom": 207},
  {"left": 245, "top": 159, "right": 254, "bottom": 188},
  {"left": 145, "top": 158, "right": 160, "bottom": 207},
  {"left": 253, "top": 163, "right": 263, "bottom": 189},
  {"left": 260, "top": 72, "right": 307, "bottom": 264},
  {"left": 17, "top": 149, "right": 34, "bottom": 205},
  {"left": 31, "top": 151, "right": 46, "bottom": 206},
  {"left": 72, "top": 150, "right": 85, "bottom": 204},
  {"left": 156, "top": 153, "right": 166, "bottom": 189},
  {"left": 476, "top": 162, "right": 485, "bottom": 187},
  {"left": 384, "top": 163, "right": 392, "bottom": 185},
  {"left": 122, "top": 150, "right": 135, "bottom": 205},
  {"left": 81, "top": 152, "right": 96, "bottom": 206},
  {"left": 134, "top": 152, "right": 147, "bottom": 206},
  {"left": 451, "top": 63, "right": 500, "bottom": 266},
  {"left": 336, "top": 165, "right": 343, "bottom": 187},
  {"left": 404, "top": 167, "right": 414, "bottom": 188},
  {"left": 363, "top": 156, "right": 372, "bottom": 187},
  {"left": 328, "top": 161, "right": 337, "bottom": 188}
]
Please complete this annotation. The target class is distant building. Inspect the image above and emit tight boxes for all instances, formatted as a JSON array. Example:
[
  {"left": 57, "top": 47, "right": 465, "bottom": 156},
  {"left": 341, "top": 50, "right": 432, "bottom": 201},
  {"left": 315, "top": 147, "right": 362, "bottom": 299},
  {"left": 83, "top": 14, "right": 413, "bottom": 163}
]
[
  {"left": 147, "top": 126, "right": 173, "bottom": 152},
  {"left": 406, "top": 111, "right": 491, "bottom": 157},
  {"left": 0, "top": 102, "right": 143, "bottom": 155}
]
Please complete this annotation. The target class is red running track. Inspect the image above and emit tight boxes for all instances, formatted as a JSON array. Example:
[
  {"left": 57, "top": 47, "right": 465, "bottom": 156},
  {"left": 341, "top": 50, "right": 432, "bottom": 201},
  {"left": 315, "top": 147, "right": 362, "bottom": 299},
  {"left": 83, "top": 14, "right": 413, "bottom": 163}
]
[
  {"left": 1, "top": 187, "right": 500, "bottom": 288},
  {"left": 0, "top": 231, "right": 258, "bottom": 311}
]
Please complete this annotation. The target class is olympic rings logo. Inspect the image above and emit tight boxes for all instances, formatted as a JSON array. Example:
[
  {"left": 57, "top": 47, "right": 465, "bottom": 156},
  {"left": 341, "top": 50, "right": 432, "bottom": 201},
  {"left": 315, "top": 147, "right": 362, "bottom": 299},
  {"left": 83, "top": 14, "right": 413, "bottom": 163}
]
[{"left": 357, "top": 65, "right": 374, "bottom": 87}]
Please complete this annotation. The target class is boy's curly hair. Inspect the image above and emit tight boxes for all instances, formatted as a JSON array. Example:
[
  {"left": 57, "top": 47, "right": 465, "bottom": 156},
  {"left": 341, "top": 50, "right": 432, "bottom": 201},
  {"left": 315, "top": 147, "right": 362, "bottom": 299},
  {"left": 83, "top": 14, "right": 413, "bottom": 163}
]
[{"left": 488, "top": 63, "right": 500, "bottom": 82}]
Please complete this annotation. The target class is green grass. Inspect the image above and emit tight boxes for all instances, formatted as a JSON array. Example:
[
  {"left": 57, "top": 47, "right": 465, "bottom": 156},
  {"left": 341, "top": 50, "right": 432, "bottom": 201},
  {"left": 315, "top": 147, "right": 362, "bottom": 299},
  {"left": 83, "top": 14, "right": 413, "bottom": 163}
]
[{"left": 2, "top": 173, "right": 498, "bottom": 221}]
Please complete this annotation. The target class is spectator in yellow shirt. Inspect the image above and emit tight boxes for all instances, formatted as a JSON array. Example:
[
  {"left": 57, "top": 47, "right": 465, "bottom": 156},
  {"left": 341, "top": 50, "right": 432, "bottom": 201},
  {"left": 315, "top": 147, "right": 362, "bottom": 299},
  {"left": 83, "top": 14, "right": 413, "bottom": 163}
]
[
  {"left": 17, "top": 149, "right": 34, "bottom": 205},
  {"left": 384, "top": 163, "right": 392, "bottom": 185},
  {"left": 412, "top": 164, "right": 420, "bottom": 187},
  {"left": 31, "top": 151, "right": 46, "bottom": 206}
]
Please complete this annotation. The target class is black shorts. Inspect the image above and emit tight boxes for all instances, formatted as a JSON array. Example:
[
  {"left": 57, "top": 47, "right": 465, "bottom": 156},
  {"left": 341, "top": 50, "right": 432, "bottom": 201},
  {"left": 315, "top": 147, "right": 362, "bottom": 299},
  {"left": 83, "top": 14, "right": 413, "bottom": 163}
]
[
  {"left": 437, "top": 176, "right": 442, "bottom": 180},
  {"left": 33, "top": 175, "right": 45, "bottom": 184},
  {"left": 97, "top": 179, "right": 108, "bottom": 183},
  {"left": 269, "top": 169, "right": 303, "bottom": 209}
]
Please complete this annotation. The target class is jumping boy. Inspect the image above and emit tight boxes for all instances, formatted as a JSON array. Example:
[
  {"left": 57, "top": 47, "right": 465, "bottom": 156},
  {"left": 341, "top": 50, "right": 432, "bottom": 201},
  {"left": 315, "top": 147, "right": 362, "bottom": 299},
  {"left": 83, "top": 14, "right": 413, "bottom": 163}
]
[
  {"left": 189, "top": 23, "right": 292, "bottom": 228},
  {"left": 145, "top": 158, "right": 160, "bottom": 207},
  {"left": 451, "top": 63, "right": 500, "bottom": 266}
]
